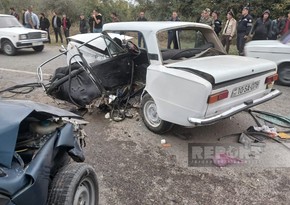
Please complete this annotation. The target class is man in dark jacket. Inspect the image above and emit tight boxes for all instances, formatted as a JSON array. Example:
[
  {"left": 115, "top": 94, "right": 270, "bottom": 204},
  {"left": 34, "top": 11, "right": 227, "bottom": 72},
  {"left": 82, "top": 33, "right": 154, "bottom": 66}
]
[
  {"left": 236, "top": 7, "right": 253, "bottom": 55},
  {"left": 52, "top": 11, "right": 63, "bottom": 43},
  {"left": 136, "top": 11, "right": 147, "bottom": 47},
  {"left": 167, "top": 11, "right": 180, "bottom": 49},
  {"left": 212, "top": 11, "right": 222, "bottom": 36},
  {"left": 62, "top": 14, "right": 71, "bottom": 44},
  {"left": 79, "top": 14, "right": 88, "bottom": 34},
  {"left": 39, "top": 13, "right": 51, "bottom": 43},
  {"left": 251, "top": 10, "right": 272, "bottom": 40}
]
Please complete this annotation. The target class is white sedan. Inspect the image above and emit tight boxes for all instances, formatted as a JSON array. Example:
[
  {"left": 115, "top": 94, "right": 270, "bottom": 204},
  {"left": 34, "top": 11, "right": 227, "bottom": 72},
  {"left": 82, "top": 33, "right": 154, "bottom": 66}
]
[
  {"left": 0, "top": 14, "right": 48, "bottom": 55},
  {"left": 44, "top": 21, "right": 281, "bottom": 134},
  {"left": 245, "top": 33, "right": 290, "bottom": 86}
]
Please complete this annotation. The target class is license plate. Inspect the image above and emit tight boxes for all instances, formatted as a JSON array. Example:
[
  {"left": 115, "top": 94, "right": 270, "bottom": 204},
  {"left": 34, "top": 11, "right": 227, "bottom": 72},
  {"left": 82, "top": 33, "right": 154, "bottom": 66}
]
[
  {"left": 32, "top": 42, "right": 43, "bottom": 46},
  {"left": 231, "top": 81, "right": 260, "bottom": 97}
]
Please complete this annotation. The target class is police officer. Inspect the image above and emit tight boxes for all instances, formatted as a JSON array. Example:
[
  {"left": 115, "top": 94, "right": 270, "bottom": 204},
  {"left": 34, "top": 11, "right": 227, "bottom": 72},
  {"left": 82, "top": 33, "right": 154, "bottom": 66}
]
[{"left": 237, "top": 7, "right": 253, "bottom": 56}]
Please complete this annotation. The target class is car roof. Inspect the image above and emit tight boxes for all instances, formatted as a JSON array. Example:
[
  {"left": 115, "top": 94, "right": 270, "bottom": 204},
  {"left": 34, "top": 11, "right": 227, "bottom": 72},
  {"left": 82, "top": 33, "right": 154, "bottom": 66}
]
[{"left": 103, "top": 21, "right": 212, "bottom": 33}]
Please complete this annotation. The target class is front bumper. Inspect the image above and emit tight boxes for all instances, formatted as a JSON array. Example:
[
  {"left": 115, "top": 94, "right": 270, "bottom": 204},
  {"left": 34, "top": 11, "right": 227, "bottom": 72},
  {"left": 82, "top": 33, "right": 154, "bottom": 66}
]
[
  {"left": 188, "top": 89, "right": 281, "bottom": 126},
  {"left": 16, "top": 39, "right": 49, "bottom": 48}
]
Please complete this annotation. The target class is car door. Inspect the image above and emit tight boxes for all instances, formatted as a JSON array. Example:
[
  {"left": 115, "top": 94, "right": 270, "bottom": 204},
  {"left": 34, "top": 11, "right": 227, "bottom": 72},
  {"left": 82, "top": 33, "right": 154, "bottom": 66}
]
[{"left": 90, "top": 36, "right": 131, "bottom": 90}]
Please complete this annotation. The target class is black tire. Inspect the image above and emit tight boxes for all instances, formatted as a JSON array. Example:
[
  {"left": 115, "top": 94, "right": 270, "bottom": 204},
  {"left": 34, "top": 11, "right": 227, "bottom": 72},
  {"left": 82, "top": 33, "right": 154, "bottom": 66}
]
[
  {"left": 140, "top": 93, "right": 173, "bottom": 134},
  {"left": 48, "top": 163, "right": 98, "bottom": 205},
  {"left": 277, "top": 64, "right": 290, "bottom": 86},
  {"left": 2, "top": 40, "right": 16, "bottom": 56},
  {"left": 33, "top": 45, "right": 44, "bottom": 52}
]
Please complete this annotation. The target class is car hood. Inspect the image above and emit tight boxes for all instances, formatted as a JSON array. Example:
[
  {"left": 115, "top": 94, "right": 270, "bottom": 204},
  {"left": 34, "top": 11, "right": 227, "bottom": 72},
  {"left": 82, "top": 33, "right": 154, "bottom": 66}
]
[
  {"left": 0, "top": 99, "right": 80, "bottom": 168},
  {"left": 245, "top": 40, "right": 290, "bottom": 53},
  {"left": 0, "top": 27, "right": 45, "bottom": 34},
  {"left": 166, "top": 55, "right": 276, "bottom": 84}
]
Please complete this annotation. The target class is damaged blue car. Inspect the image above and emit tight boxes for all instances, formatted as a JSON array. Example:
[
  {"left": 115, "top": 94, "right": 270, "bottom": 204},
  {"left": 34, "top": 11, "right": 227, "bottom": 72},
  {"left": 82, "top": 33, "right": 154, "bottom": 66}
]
[{"left": 0, "top": 100, "right": 98, "bottom": 205}]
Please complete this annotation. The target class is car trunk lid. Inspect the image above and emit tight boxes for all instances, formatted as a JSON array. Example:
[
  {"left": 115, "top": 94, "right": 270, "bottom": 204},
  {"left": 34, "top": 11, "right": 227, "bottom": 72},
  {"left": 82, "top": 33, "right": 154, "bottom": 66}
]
[{"left": 165, "top": 55, "right": 276, "bottom": 85}]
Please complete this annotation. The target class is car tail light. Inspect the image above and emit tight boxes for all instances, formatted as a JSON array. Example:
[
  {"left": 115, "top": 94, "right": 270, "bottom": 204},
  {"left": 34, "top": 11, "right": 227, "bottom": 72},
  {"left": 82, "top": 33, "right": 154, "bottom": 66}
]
[
  {"left": 265, "top": 74, "right": 278, "bottom": 84},
  {"left": 208, "top": 90, "right": 229, "bottom": 104}
]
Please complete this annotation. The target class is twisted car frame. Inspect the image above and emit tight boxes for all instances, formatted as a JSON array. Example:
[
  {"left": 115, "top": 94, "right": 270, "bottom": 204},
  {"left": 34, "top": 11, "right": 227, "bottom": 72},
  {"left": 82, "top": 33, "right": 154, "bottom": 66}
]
[{"left": 44, "top": 22, "right": 281, "bottom": 134}]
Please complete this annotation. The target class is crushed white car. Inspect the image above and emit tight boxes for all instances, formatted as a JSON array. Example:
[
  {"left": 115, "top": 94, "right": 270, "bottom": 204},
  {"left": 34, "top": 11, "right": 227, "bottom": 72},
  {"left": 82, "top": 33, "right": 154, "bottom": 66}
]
[
  {"left": 0, "top": 14, "right": 48, "bottom": 55},
  {"left": 42, "top": 21, "right": 281, "bottom": 134},
  {"left": 245, "top": 32, "right": 290, "bottom": 86}
]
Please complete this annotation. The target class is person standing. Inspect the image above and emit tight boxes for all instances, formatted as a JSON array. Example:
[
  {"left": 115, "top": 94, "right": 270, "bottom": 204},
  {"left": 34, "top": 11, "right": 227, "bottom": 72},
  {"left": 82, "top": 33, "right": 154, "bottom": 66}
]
[
  {"left": 91, "top": 10, "right": 103, "bottom": 33},
  {"left": 136, "top": 11, "right": 147, "bottom": 47},
  {"left": 212, "top": 11, "right": 222, "bottom": 36},
  {"left": 196, "top": 10, "right": 205, "bottom": 23},
  {"left": 24, "top": 6, "right": 34, "bottom": 29},
  {"left": 281, "top": 11, "right": 290, "bottom": 36},
  {"left": 167, "top": 11, "right": 180, "bottom": 49},
  {"left": 251, "top": 10, "right": 272, "bottom": 40},
  {"left": 199, "top": 8, "right": 213, "bottom": 27},
  {"left": 21, "top": 9, "right": 26, "bottom": 25},
  {"left": 40, "top": 13, "right": 51, "bottom": 43},
  {"left": 31, "top": 12, "right": 39, "bottom": 29},
  {"left": 196, "top": 8, "right": 213, "bottom": 47},
  {"left": 79, "top": 14, "right": 88, "bottom": 34},
  {"left": 111, "top": 12, "right": 120, "bottom": 22},
  {"left": 221, "top": 10, "right": 237, "bottom": 53},
  {"left": 62, "top": 14, "right": 71, "bottom": 44},
  {"left": 52, "top": 11, "right": 63, "bottom": 43},
  {"left": 236, "top": 6, "right": 253, "bottom": 56},
  {"left": 9, "top": 7, "right": 19, "bottom": 20}
]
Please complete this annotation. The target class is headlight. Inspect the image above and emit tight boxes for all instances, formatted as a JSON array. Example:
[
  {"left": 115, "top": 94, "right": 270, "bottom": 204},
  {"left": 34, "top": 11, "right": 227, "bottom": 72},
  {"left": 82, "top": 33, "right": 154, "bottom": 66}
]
[
  {"left": 19, "top": 34, "right": 28, "bottom": 40},
  {"left": 41, "top": 33, "right": 47, "bottom": 38}
]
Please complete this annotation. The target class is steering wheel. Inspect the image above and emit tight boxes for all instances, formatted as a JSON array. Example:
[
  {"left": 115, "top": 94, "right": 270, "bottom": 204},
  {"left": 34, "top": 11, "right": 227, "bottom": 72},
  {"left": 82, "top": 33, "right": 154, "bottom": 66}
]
[{"left": 126, "top": 40, "right": 140, "bottom": 56}]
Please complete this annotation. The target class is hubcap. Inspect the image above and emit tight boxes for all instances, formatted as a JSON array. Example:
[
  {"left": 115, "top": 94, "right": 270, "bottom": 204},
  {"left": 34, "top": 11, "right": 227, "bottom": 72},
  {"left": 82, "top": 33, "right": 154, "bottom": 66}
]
[
  {"left": 4, "top": 44, "right": 13, "bottom": 55},
  {"left": 280, "top": 67, "right": 290, "bottom": 82},
  {"left": 143, "top": 99, "right": 161, "bottom": 127},
  {"left": 73, "top": 177, "right": 95, "bottom": 205}
]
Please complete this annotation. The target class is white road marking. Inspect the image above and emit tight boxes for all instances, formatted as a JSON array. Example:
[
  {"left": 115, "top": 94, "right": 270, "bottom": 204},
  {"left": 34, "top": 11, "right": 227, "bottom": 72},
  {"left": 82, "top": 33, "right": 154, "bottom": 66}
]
[{"left": 0, "top": 67, "right": 50, "bottom": 76}]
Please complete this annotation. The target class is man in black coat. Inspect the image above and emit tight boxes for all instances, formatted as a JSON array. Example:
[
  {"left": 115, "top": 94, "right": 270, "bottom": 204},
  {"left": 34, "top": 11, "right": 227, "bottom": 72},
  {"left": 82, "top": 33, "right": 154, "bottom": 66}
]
[
  {"left": 39, "top": 13, "right": 51, "bottom": 43},
  {"left": 251, "top": 10, "right": 272, "bottom": 40},
  {"left": 167, "top": 11, "right": 180, "bottom": 49},
  {"left": 79, "top": 14, "right": 88, "bottom": 34},
  {"left": 136, "top": 11, "right": 147, "bottom": 47},
  {"left": 236, "top": 7, "right": 253, "bottom": 55},
  {"left": 52, "top": 11, "right": 63, "bottom": 43}
]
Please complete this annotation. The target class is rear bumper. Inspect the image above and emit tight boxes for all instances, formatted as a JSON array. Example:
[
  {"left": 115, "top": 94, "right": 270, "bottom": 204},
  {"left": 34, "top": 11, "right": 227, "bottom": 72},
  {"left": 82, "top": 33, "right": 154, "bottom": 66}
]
[{"left": 188, "top": 89, "right": 281, "bottom": 126}]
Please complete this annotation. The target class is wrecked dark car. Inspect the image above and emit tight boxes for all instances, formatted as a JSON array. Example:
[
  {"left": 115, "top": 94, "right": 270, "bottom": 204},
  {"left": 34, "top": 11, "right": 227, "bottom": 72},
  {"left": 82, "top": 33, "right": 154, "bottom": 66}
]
[{"left": 0, "top": 100, "right": 98, "bottom": 205}]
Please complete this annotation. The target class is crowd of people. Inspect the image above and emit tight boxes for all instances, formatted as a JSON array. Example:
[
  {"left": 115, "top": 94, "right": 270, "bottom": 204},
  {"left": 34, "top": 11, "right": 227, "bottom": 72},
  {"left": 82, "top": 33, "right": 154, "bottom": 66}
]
[
  {"left": 8, "top": 5, "right": 290, "bottom": 55},
  {"left": 195, "top": 7, "right": 290, "bottom": 55}
]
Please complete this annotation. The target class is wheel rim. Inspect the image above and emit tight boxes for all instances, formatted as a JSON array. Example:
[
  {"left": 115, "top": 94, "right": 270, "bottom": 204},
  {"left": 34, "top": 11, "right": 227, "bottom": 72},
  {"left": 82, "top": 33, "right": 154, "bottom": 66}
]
[
  {"left": 143, "top": 99, "right": 161, "bottom": 128},
  {"left": 3, "top": 43, "right": 13, "bottom": 55},
  {"left": 73, "top": 177, "right": 96, "bottom": 205},
  {"left": 279, "top": 67, "right": 290, "bottom": 83}
]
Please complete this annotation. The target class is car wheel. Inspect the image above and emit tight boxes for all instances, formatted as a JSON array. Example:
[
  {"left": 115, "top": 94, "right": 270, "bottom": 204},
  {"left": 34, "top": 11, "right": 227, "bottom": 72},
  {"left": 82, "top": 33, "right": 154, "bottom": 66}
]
[
  {"left": 141, "top": 94, "right": 173, "bottom": 134},
  {"left": 33, "top": 45, "right": 44, "bottom": 52},
  {"left": 278, "top": 64, "right": 290, "bottom": 86},
  {"left": 48, "top": 163, "right": 98, "bottom": 205},
  {"left": 2, "top": 40, "right": 16, "bottom": 56}
]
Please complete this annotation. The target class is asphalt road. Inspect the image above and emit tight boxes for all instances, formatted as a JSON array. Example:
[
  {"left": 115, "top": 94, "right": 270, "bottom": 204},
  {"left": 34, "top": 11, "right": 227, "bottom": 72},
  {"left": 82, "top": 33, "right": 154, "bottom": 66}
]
[{"left": 1, "top": 45, "right": 290, "bottom": 204}]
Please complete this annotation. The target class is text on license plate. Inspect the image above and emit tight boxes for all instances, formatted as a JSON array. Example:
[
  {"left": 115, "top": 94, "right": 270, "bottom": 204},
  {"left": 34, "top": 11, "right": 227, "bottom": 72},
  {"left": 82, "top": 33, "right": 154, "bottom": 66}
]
[
  {"left": 231, "top": 81, "right": 260, "bottom": 97},
  {"left": 32, "top": 42, "right": 43, "bottom": 46}
]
